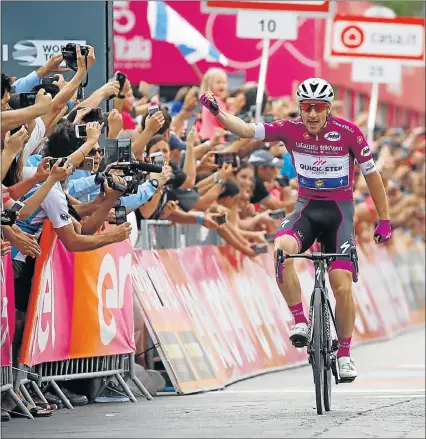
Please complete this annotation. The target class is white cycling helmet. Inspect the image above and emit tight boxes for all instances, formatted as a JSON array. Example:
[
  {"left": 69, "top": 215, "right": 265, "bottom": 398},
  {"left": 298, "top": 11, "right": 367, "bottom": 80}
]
[{"left": 296, "top": 78, "right": 334, "bottom": 103}]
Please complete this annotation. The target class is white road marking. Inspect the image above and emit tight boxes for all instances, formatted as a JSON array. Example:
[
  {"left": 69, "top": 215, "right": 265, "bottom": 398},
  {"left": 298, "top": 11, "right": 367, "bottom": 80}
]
[
  {"left": 392, "top": 364, "right": 425, "bottom": 369},
  {"left": 213, "top": 388, "right": 425, "bottom": 395}
]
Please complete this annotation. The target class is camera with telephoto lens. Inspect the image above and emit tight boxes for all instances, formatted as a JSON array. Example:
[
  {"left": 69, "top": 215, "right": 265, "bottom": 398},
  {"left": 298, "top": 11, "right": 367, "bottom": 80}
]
[
  {"left": 95, "top": 161, "right": 160, "bottom": 197},
  {"left": 61, "top": 43, "right": 90, "bottom": 69}
]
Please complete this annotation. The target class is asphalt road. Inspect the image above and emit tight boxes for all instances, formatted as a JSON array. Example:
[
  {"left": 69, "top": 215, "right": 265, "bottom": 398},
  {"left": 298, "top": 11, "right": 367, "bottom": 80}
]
[{"left": 3, "top": 328, "right": 425, "bottom": 438}]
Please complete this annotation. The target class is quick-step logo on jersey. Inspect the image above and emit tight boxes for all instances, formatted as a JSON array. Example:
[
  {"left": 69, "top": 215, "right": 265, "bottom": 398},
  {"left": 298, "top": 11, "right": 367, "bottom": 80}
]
[{"left": 294, "top": 152, "right": 350, "bottom": 190}]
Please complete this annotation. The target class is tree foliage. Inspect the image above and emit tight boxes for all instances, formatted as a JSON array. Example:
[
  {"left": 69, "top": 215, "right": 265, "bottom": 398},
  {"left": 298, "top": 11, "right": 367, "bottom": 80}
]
[{"left": 371, "top": 1, "right": 425, "bottom": 17}]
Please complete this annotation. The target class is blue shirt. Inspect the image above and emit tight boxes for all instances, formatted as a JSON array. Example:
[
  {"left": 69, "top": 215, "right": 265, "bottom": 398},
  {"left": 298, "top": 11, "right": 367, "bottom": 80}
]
[
  {"left": 13, "top": 71, "right": 40, "bottom": 93},
  {"left": 26, "top": 154, "right": 158, "bottom": 211},
  {"left": 280, "top": 152, "right": 296, "bottom": 179}
]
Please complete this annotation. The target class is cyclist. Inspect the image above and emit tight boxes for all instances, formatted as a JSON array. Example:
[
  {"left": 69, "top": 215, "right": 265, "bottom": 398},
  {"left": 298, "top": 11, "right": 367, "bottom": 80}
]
[{"left": 200, "top": 78, "right": 392, "bottom": 381}]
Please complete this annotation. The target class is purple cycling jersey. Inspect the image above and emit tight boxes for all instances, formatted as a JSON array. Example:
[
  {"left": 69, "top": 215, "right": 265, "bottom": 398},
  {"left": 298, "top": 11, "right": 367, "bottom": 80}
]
[{"left": 253, "top": 116, "right": 377, "bottom": 202}]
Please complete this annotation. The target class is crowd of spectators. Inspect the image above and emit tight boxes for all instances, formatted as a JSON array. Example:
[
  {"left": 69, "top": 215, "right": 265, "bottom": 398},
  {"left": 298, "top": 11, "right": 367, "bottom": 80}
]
[{"left": 1, "top": 44, "right": 424, "bottom": 420}]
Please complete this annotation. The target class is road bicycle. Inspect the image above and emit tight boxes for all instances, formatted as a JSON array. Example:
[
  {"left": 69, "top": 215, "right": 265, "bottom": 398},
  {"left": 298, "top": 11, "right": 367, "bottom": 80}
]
[{"left": 276, "top": 240, "right": 359, "bottom": 415}]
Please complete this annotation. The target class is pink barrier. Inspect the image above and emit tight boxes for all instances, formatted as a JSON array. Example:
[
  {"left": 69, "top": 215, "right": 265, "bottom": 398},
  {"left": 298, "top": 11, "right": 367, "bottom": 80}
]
[{"left": 1, "top": 254, "right": 15, "bottom": 367}]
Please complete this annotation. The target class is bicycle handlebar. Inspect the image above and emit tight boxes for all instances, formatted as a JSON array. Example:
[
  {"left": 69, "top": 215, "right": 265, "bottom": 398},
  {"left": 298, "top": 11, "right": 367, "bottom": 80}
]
[
  {"left": 282, "top": 252, "right": 351, "bottom": 261},
  {"left": 276, "top": 248, "right": 354, "bottom": 261},
  {"left": 275, "top": 247, "right": 359, "bottom": 283}
]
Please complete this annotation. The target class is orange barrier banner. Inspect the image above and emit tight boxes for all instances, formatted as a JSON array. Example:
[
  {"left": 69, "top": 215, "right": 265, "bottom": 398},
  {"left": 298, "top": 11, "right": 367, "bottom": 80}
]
[
  {"left": 133, "top": 238, "right": 424, "bottom": 394},
  {"left": 20, "top": 223, "right": 135, "bottom": 366}
]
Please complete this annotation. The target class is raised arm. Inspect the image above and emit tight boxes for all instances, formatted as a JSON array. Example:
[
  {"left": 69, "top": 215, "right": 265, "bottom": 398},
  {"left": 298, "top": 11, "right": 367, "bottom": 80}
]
[{"left": 200, "top": 91, "right": 255, "bottom": 138}]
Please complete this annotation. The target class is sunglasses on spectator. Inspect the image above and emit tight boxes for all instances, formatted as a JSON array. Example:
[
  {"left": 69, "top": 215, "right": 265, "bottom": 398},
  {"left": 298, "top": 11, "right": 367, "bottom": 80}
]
[
  {"left": 88, "top": 147, "right": 104, "bottom": 156},
  {"left": 299, "top": 103, "right": 329, "bottom": 113}
]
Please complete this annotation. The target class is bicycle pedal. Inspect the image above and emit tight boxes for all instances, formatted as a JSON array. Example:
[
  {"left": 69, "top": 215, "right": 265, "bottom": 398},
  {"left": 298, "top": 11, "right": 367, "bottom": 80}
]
[{"left": 290, "top": 335, "right": 308, "bottom": 348}]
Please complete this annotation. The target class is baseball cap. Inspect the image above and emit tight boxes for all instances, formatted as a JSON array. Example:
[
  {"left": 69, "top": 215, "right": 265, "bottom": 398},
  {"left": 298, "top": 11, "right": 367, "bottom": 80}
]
[
  {"left": 248, "top": 150, "right": 283, "bottom": 168},
  {"left": 169, "top": 132, "right": 186, "bottom": 151}
]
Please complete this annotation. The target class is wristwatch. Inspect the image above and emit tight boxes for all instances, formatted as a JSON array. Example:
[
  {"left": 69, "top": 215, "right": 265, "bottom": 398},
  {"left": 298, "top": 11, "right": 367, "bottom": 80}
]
[
  {"left": 149, "top": 178, "right": 160, "bottom": 191},
  {"left": 213, "top": 173, "right": 226, "bottom": 188}
]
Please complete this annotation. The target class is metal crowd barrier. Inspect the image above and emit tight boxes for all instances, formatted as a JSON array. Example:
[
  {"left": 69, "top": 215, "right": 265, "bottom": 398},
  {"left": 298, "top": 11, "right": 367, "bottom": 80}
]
[
  {"left": 1, "top": 351, "right": 33, "bottom": 419},
  {"left": 17, "top": 353, "right": 153, "bottom": 411},
  {"left": 136, "top": 220, "right": 223, "bottom": 250}
]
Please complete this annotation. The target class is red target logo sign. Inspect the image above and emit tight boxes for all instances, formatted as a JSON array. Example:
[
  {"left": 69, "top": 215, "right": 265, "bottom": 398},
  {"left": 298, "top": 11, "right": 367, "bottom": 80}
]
[{"left": 341, "top": 25, "right": 364, "bottom": 49}]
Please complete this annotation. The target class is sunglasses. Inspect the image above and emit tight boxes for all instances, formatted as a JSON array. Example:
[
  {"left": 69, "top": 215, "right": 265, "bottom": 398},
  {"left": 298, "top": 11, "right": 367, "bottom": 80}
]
[
  {"left": 88, "top": 147, "right": 104, "bottom": 156},
  {"left": 299, "top": 102, "right": 329, "bottom": 113}
]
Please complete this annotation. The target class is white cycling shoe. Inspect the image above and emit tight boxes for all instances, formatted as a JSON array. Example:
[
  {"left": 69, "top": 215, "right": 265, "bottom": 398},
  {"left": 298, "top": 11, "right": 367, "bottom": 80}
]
[
  {"left": 289, "top": 322, "right": 308, "bottom": 348},
  {"left": 338, "top": 356, "right": 357, "bottom": 382}
]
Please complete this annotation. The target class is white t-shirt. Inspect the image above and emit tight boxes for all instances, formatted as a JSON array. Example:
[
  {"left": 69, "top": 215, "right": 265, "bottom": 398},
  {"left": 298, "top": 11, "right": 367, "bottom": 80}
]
[
  {"left": 22, "top": 117, "right": 46, "bottom": 164},
  {"left": 12, "top": 182, "right": 72, "bottom": 262}
]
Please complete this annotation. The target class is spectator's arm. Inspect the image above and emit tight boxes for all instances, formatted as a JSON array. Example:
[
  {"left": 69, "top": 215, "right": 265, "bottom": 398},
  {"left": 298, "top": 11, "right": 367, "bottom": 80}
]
[
  {"left": 12, "top": 71, "right": 40, "bottom": 93},
  {"left": 1, "top": 225, "right": 41, "bottom": 258},
  {"left": 261, "top": 196, "right": 287, "bottom": 210},
  {"left": 65, "top": 122, "right": 102, "bottom": 170},
  {"left": 1, "top": 128, "right": 29, "bottom": 180},
  {"left": 195, "top": 168, "right": 218, "bottom": 193},
  {"left": 194, "top": 142, "right": 212, "bottom": 160},
  {"left": 7, "top": 175, "right": 39, "bottom": 200},
  {"left": 68, "top": 175, "right": 100, "bottom": 200},
  {"left": 170, "top": 87, "right": 198, "bottom": 135},
  {"left": 221, "top": 137, "right": 251, "bottom": 154},
  {"left": 192, "top": 183, "right": 223, "bottom": 211},
  {"left": 74, "top": 81, "right": 120, "bottom": 111},
  {"left": 138, "top": 191, "right": 162, "bottom": 219},
  {"left": 106, "top": 109, "right": 123, "bottom": 139},
  {"left": 131, "top": 112, "right": 165, "bottom": 158},
  {"left": 120, "top": 181, "right": 157, "bottom": 213},
  {"left": 45, "top": 105, "right": 68, "bottom": 136},
  {"left": 17, "top": 162, "right": 72, "bottom": 220},
  {"left": 55, "top": 223, "right": 125, "bottom": 252},
  {"left": 1, "top": 90, "right": 52, "bottom": 134},
  {"left": 238, "top": 139, "right": 265, "bottom": 159},
  {"left": 218, "top": 224, "right": 256, "bottom": 257},
  {"left": 42, "top": 47, "right": 95, "bottom": 131},
  {"left": 80, "top": 183, "right": 123, "bottom": 235},
  {"left": 181, "top": 128, "right": 196, "bottom": 189}
]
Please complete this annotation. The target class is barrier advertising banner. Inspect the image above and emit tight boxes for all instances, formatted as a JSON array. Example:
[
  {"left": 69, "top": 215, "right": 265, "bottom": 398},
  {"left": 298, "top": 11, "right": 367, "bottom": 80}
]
[
  {"left": 133, "top": 239, "right": 424, "bottom": 394},
  {"left": 132, "top": 249, "right": 223, "bottom": 393},
  {"left": 20, "top": 223, "right": 135, "bottom": 367}
]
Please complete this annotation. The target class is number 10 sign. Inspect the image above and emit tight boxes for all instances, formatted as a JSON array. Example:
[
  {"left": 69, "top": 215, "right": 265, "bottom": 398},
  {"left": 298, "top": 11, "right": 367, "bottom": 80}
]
[{"left": 237, "top": 10, "right": 299, "bottom": 40}]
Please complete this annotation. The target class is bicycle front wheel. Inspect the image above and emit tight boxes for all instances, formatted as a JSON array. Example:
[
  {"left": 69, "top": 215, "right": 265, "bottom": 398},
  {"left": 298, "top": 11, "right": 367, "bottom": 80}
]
[
  {"left": 312, "top": 289, "right": 324, "bottom": 415},
  {"left": 323, "top": 301, "right": 332, "bottom": 411}
]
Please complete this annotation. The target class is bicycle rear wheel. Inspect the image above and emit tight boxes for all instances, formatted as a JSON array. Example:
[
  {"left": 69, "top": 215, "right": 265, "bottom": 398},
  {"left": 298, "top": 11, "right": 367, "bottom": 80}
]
[{"left": 312, "top": 289, "right": 324, "bottom": 415}]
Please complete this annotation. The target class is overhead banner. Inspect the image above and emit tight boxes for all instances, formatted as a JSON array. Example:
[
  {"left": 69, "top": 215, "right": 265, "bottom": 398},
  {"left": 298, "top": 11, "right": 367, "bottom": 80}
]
[{"left": 20, "top": 222, "right": 135, "bottom": 367}]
